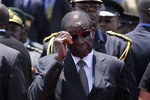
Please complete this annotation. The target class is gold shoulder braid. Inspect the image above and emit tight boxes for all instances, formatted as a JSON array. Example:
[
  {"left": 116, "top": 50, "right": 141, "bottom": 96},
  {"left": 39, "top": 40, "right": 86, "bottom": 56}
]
[
  {"left": 106, "top": 31, "right": 132, "bottom": 61},
  {"left": 43, "top": 33, "right": 58, "bottom": 55},
  {"left": 43, "top": 32, "right": 58, "bottom": 43}
]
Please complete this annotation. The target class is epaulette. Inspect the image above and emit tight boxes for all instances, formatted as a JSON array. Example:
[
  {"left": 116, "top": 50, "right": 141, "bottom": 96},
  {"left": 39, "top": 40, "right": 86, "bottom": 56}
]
[
  {"left": 27, "top": 45, "right": 42, "bottom": 54},
  {"left": 106, "top": 31, "right": 132, "bottom": 42},
  {"left": 106, "top": 31, "right": 132, "bottom": 61},
  {"left": 43, "top": 33, "right": 58, "bottom": 43}
]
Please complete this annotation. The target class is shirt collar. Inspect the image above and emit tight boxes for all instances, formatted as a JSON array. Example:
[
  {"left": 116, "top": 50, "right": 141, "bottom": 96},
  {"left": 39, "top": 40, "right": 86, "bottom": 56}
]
[
  {"left": 138, "top": 23, "right": 150, "bottom": 27},
  {"left": 0, "top": 29, "right": 6, "bottom": 32},
  {"left": 71, "top": 50, "right": 93, "bottom": 68}
]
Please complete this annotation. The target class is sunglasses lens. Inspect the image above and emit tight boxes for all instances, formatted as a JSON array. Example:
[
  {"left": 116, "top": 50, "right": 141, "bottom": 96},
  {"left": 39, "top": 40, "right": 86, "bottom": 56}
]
[
  {"left": 70, "top": 28, "right": 92, "bottom": 40},
  {"left": 82, "top": 31, "right": 91, "bottom": 37},
  {"left": 71, "top": 34, "right": 78, "bottom": 40}
]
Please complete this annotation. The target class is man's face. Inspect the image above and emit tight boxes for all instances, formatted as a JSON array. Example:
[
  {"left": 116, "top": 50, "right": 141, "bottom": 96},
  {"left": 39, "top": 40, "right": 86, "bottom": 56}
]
[
  {"left": 73, "top": 2, "right": 102, "bottom": 27},
  {"left": 97, "top": 16, "right": 121, "bottom": 33},
  {"left": 65, "top": 20, "right": 94, "bottom": 58},
  {"left": 7, "top": 23, "right": 22, "bottom": 41}
]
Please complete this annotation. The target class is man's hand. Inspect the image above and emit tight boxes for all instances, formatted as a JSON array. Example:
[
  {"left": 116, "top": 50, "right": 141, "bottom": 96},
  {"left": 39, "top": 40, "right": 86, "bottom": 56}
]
[{"left": 54, "top": 31, "right": 73, "bottom": 62}]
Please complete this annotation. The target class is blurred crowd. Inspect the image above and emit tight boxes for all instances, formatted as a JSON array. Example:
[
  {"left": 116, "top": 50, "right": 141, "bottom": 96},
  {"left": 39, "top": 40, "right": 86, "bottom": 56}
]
[{"left": 1, "top": 0, "right": 139, "bottom": 43}]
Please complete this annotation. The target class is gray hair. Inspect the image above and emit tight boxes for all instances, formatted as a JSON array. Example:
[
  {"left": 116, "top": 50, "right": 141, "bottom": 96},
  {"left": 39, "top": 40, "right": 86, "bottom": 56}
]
[{"left": 61, "top": 10, "right": 93, "bottom": 30}]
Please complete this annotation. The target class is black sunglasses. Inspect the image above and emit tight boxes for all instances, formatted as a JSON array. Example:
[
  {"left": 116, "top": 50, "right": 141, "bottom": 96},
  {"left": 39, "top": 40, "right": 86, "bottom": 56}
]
[{"left": 70, "top": 28, "right": 94, "bottom": 40}]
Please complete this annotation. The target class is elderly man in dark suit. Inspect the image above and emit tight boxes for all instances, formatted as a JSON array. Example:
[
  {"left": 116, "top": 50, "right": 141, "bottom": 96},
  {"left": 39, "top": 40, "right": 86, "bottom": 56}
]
[
  {"left": 29, "top": 10, "right": 131, "bottom": 100},
  {"left": 0, "top": 43, "right": 27, "bottom": 100},
  {"left": 0, "top": 3, "right": 32, "bottom": 88}
]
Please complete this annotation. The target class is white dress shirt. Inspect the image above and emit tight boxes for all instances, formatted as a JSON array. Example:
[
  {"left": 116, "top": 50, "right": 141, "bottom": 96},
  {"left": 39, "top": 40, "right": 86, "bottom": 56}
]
[{"left": 71, "top": 50, "right": 94, "bottom": 92}]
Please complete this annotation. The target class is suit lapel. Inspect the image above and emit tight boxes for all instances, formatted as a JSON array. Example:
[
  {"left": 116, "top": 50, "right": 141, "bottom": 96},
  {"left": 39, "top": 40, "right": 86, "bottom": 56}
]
[
  {"left": 92, "top": 51, "right": 107, "bottom": 88},
  {"left": 64, "top": 52, "right": 86, "bottom": 96}
]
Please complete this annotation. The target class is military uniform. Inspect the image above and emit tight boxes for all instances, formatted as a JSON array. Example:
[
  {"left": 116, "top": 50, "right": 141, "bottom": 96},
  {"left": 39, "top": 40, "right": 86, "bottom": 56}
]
[
  {"left": 23, "top": 11, "right": 43, "bottom": 75},
  {"left": 9, "top": 8, "right": 43, "bottom": 76},
  {"left": 117, "top": 13, "right": 139, "bottom": 34},
  {"left": 24, "top": 13, "right": 43, "bottom": 77},
  {"left": 3, "top": 8, "right": 33, "bottom": 88},
  {"left": 25, "top": 39, "right": 43, "bottom": 76}
]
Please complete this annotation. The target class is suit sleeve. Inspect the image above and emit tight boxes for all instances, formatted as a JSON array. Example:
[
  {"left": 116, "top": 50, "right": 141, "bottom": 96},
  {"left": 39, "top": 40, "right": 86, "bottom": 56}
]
[
  {"left": 7, "top": 53, "right": 27, "bottom": 100},
  {"left": 116, "top": 62, "right": 132, "bottom": 100},
  {"left": 28, "top": 55, "right": 63, "bottom": 100}
]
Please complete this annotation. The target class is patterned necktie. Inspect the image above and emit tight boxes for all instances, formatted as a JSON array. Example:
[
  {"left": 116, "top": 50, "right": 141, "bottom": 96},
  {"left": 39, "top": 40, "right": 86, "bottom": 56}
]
[
  {"left": 78, "top": 60, "right": 89, "bottom": 96},
  {"left": 44, "top": 0, "right": 55, "bottom": 21}
]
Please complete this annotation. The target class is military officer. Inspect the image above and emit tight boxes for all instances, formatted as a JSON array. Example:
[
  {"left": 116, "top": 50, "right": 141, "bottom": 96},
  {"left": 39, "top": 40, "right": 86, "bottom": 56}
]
[
  {"left": 41, "top": 0, "right": 137, "bottom": 100},
  {"left": 7, "top": 7, "right": 42, "bottom": 77},
  {"left": 117, "top": 13, "right": 139, "bottom": 34},
  {"left": 23, "top": 12, "right": 43, "bottom": 76},
  {"left": 97, "top": 0, "right": 124, "bottom": 33}
]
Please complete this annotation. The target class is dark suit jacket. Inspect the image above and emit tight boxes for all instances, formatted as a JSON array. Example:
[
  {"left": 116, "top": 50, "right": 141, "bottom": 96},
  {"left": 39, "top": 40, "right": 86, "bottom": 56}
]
[
  {"left": 126, "top": 25, "right": 150, "bottom": 85},
  {"left": 0, "top": 44, "right": 27, "bottom": 100},
  {"left": 29, "top": 50, "right": 131, "bottom": 100},
  {"left": 0, "top": 31, "right": 32, "bottom": 88}
]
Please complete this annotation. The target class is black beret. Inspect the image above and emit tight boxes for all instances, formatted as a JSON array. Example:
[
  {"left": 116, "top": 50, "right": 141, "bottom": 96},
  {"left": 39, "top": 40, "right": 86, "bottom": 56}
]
[
  {"left": 120, "top": 13, "right": 139, "bottom": 25},
  {"left": 101, "top": 0, "right": 124, "bottom": 16}
]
